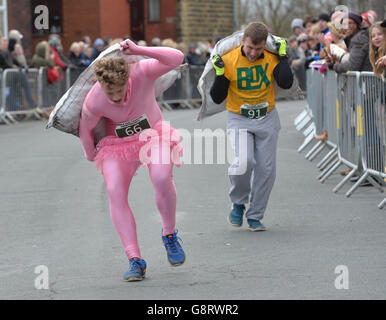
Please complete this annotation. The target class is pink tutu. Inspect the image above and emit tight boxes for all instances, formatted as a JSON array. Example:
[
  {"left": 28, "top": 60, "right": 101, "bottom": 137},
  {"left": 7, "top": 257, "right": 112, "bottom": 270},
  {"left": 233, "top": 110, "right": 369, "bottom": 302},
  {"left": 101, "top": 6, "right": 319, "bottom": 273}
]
[{"left": 94, "top": 121, "right": 183, "bottom": 170}]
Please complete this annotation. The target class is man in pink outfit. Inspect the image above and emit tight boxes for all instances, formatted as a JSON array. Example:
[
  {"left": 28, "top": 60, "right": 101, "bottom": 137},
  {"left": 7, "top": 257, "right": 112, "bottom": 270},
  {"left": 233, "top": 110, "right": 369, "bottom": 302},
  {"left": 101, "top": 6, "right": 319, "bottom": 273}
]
[{"left": 79, "top": 39, "right": 185, "bottom": 282}]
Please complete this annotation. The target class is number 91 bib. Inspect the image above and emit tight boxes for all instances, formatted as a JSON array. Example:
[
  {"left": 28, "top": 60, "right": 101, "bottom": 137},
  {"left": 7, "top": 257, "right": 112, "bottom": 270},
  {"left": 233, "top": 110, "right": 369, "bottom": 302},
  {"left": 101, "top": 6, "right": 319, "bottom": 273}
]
[
  {"left": 115, "top": 114, "right": 151, "bottom": 138},
  {"left": 240, "top": 102, "right": 269, "bottom": 120}
]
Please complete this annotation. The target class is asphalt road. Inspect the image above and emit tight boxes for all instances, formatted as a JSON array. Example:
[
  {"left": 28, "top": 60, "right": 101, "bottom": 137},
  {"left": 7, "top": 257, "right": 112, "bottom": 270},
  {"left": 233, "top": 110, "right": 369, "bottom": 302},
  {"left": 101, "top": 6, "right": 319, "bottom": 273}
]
[{"left": 0, "top": 99, "right": 385, "bottom": 300}]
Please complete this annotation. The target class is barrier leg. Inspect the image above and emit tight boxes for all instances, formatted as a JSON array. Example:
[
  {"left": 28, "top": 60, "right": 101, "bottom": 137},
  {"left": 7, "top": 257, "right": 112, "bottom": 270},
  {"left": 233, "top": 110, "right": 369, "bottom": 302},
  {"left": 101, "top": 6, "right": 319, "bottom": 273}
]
[
  {"left": 161, "top": 102, "right": 173, "bottom": 111},
  {"left": 378, "top": 198, "right": 386, "bottom": 209},
  {"left": 294, "top": 110, "right": 308, "bottom": 127},
  {"left": 308, "top": 142, "right": 326, "bottom": 161},
  {"left": 305, "top": 140, "right": 323, "bottom": 160},
  {"left": 319, "top": 152, "right": 339, "bottom": 171},
  {"left": 302, "top": 123, "right": 315, "bottom": 137},
  {"left": 296, "top": 115, "right": 312, "bottom": 131},
  {"left": 317, "top": 147, "right": 337, "bottom": 169},
  {"left": 183, "top": 100, "right": 195, "bottom": 109},
  {"left": 317, "top": 157, "right": 340, "bottom": 180},
  {"left": 298, "top": 131, "right": 315, "bottom": 153},
  {"left": 320, "top": 158, "right": 342, "bottom": 183},
  {"left": 0, "top": 113, "right": 11, "bottom": 124},
  {"left": 333, "top": 168, "right": 357, "bottom": 193},
  {"left": 5, "top": 113, "right": 17, "bottom": 124},
  {"left": 367, "top": 176, "right": 384, "bottom": 193},
  {"left": 345, "top": 171, "right": 369, "bottom": 198}
]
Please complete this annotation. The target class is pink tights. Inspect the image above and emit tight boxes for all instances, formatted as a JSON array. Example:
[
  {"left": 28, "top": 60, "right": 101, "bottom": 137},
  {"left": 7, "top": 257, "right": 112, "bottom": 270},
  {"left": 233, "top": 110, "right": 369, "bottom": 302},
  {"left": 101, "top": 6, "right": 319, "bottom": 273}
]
[{"left": 102, "top": 157, "right": 176, "bottom": 260}]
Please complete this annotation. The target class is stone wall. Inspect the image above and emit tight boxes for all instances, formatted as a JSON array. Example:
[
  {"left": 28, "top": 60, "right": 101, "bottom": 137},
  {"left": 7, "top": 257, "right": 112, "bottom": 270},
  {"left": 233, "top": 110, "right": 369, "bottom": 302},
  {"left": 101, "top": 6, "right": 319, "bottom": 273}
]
[{"left": 177, "top": 0, "right": 234, "bottom": 44}]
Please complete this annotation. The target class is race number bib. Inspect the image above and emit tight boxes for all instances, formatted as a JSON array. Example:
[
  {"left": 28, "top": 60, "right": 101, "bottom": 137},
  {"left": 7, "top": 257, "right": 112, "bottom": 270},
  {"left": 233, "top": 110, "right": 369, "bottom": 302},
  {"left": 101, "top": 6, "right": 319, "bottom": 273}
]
[
  {"left": 240, "top": 102, "right": 269, "bottom": 120},
  {"left": 115, "top": 114, "right": 151, "bottom": 138}
]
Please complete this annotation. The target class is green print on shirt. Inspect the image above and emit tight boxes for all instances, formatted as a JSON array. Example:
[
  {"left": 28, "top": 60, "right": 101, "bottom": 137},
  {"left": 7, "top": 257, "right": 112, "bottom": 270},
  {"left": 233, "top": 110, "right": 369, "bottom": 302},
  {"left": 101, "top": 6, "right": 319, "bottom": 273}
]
[{"left": 237, "top": 64, "right": 270, "bottom": 90}]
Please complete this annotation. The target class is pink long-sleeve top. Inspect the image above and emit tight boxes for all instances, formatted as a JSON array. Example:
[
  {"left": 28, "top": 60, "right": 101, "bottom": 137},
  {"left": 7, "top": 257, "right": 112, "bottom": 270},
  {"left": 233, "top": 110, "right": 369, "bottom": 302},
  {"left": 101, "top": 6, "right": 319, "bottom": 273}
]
[{"left": 79, "top": 45, "right": 184, "bottom": 161}]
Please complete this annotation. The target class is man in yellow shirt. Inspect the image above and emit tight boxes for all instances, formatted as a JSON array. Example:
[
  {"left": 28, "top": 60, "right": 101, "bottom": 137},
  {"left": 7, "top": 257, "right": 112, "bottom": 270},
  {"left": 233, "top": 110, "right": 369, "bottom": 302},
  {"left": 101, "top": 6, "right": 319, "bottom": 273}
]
[{"left": 210, "top": 22, "right": 293, "bottom": 231}]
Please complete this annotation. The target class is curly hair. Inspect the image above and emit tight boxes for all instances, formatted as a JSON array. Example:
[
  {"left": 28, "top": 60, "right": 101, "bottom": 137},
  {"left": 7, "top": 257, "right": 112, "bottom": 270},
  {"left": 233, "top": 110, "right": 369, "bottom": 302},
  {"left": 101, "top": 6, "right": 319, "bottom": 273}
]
[
  {"left": 93, "top": 57, "right": 130, "bottom": 86},
  {"left": 369, "top": 22, "right": 386, "bottom": 78}
]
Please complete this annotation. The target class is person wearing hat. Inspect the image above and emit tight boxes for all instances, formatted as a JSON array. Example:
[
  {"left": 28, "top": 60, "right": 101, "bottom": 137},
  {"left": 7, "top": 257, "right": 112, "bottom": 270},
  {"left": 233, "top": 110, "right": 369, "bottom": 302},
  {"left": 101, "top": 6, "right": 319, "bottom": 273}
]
[
  {"left": 291, "top": 18, "right": 305, "bottom": 36},
  {"left": 361, "top": 10, "right": 377, "bottom": 28},
  {"left": 91, "top": 38, "right": 105, "bottom": 61},
  {"left": 8, "top": 29, "right": 23, "bottom": 44},
  {"left": 318, "top": 13, "right": 331, "bottom": 35},
  {"left": 8, "top": 29, "right": 28, "bottom": 68},
  {"left": 186, "top": 43, "right": 205, "bottom": 66},
  {"left": 49, "top": 34, "right": 70, "bottom": 69},
  {"left": 332, "top": 12, "right": 372, "bottom": 73}
]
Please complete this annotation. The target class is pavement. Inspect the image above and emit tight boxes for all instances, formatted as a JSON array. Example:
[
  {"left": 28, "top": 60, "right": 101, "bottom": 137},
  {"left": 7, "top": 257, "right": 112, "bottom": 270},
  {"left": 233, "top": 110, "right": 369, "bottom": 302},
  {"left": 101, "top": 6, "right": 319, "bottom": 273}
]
[{"left": 0, "top": 99, "right": 385, "bottom": 300}]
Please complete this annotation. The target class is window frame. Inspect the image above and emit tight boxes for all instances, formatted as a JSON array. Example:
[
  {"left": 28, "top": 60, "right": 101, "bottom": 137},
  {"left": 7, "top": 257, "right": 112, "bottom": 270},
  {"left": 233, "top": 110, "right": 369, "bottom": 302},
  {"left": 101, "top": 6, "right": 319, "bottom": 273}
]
[{"left": 148, "top": 0, "right": 161, "bottom": 23}]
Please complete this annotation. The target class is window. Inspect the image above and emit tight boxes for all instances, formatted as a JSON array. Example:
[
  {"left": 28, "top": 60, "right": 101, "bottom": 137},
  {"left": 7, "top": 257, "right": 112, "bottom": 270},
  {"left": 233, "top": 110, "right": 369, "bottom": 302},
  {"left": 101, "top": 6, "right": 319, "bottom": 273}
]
[
  {"left": 149, "top": 0, "right": 161, "bottom": 23},
  {"left": 31, "top": 0, "right": 63, "bottom": 35}
]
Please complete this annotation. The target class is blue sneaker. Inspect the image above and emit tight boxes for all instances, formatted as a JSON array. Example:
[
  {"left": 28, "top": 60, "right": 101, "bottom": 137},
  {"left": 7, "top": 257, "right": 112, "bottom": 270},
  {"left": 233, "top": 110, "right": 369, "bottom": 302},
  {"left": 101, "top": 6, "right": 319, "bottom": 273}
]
[
  {"left": 162, "top": 230, "right": 185, "bottom": 266},
  {"left": 228, "top": 204, "right": 245, "bottom": 227},
  {"left": 123, "top": 258, "right": 147, "bottom": 281},
  {"left": 247, "top": 219, "right": 266, "bottom": 232}
]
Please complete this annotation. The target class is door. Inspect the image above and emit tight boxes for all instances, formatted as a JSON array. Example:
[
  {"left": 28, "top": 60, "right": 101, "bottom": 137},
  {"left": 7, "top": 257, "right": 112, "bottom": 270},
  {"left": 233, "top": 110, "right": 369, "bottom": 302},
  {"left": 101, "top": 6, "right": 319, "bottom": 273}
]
[{"left": 130, "top": 0, "right": 145, "bottom": 41}]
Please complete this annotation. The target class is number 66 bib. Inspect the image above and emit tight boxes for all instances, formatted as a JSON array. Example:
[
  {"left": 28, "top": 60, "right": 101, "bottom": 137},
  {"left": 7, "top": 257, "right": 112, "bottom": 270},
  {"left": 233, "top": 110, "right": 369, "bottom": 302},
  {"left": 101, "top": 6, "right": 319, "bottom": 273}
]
[{"left": 115, "top": 114, "right": 151, "bottom": 138}]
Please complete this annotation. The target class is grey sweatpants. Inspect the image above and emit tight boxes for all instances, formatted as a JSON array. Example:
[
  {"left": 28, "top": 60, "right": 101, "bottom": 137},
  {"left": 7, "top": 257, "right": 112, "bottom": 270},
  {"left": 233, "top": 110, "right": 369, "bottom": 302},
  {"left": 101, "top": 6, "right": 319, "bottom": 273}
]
[{"left": 227, "top": 108, "right": 281, "bottom": 221}]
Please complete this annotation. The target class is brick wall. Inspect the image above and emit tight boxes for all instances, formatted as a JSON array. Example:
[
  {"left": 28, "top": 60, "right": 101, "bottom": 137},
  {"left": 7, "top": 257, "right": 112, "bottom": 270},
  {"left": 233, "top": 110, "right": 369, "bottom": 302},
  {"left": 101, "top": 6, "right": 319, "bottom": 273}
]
[
  {"left": 177, "top": 0, "right": 234, "bottom": 44},
  {"left": 144, "top": 0, "right": 177, "bottom": 44},
  {"left": 61, "top": 0, "right": 101, "bottom": 53},
  {"left": 7, "top": 0, "right": 33, "bottom": 59},
  {"left": 99, "top": 0, "right": 131, "bottom": 40}
]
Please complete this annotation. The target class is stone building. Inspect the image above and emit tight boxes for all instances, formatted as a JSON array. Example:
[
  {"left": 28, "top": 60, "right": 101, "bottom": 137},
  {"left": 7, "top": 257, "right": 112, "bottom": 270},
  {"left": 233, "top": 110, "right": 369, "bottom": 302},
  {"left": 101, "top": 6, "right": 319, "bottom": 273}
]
[{"left": 177, "top": 0, "right": 234, "bottom": 44}]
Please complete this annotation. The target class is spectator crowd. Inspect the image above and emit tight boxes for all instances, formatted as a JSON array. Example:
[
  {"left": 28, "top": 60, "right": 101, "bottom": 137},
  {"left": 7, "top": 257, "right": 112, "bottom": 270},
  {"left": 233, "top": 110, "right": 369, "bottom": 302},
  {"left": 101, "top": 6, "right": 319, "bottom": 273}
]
[
  {"left": 288, "top": 8, "right": 386, "bottom": 94},
  {"left": 0, "top": 8, "right": 384, "bottom": 116},
  {"left": 0, "top": 31, "right": 221, "bottom": 115},
  {"left": 0, "top": 32, "right": 220, "bottom": 76}
]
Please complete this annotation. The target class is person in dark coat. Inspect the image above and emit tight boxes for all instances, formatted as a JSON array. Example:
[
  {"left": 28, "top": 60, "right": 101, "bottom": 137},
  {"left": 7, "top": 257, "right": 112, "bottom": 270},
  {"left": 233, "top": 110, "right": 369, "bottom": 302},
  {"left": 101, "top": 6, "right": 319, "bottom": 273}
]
[
  {"left": 91, "top": 38, "right": 105, "bottom": 61},
  {"left": 186, "top": 43, "right": 205, "bottom": 66},
  {"left": 333, "top": 12, "right": 372, "bottom": 73}
]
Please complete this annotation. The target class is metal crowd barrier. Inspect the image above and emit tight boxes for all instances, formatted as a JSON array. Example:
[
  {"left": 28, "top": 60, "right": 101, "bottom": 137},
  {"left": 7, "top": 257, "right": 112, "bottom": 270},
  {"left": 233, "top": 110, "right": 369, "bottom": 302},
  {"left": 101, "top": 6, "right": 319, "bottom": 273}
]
[
  {"left": 157, "top": 66, "right": 204, "bottom": 110},
  {"left": 0, "top": 67, "right": 73, "bottom": 123},
  {"left": 321, "top": 72, "right": 361, "bottom": 187},
  {"left": 0, "top": 65, "right": 204, "bottom": 123},
  {"left": 358, "top": 72, "right": 386, "bottom": 206},
  {"left": 38, "top": 67, "right": 69, "bottom": 113},
  {"left": 316, "top": 71, "right": 339, "bottom": 173},
  {"left": 296, "top": 68, "right": 385, "bottom": 208},
  {"left": 188, "top": 66, "right": 204, "bottom": 107},
  {"left": 0, "top": 68, "right": 41, "bottom": 123}
]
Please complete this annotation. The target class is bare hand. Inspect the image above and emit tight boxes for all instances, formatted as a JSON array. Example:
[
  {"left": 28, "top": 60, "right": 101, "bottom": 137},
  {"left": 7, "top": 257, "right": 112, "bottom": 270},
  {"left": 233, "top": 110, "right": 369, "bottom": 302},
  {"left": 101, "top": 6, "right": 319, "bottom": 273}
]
[{"left": 375, "top": 55, "right": 386, "bottom": 68}]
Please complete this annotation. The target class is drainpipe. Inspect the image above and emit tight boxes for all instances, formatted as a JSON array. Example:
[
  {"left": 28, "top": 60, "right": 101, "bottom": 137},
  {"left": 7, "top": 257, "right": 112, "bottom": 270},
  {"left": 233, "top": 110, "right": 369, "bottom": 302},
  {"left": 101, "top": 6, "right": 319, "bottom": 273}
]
[
  {"left": 233, "top": 0, "right": 238, "bottom": 32},
  {"left": 0, "top": 0, "right": 8, "bottom": 37}
]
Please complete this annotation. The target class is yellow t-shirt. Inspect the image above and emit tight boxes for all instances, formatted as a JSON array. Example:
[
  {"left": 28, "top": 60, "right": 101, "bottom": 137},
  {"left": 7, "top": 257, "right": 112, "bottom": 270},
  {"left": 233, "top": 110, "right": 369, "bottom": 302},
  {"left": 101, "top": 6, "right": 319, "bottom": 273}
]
[{"left": 222, "top": 46, "right": 279, "bottom": 114}]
